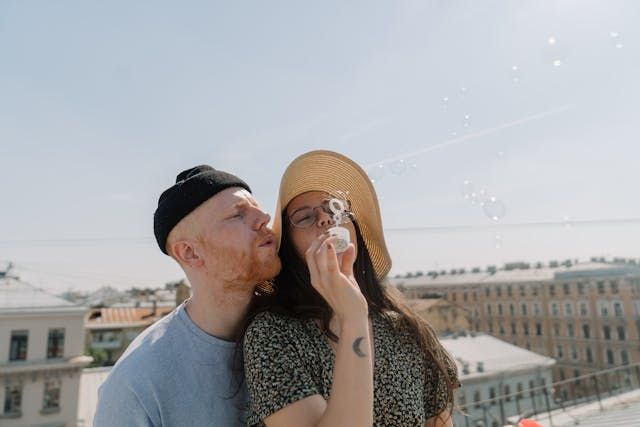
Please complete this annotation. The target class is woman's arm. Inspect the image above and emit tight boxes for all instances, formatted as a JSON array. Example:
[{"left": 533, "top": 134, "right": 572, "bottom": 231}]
[
  {"left": 424, "top": 410, "right": 453, "bottom": 427},
  {"left": 264, "top": 235, "right": 373, "bottom": 427}
]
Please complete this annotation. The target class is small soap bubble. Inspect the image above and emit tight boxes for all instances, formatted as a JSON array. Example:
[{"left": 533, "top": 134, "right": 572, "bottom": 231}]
[
  {"left": 368, "top": 164, "right": 385, "bottom": 183},
  {"left": 510, "top": 65, "right": 521, "bottom": 83},
  {"left": 483, "top": 197, "right": 506, "bottom": 221},
  {"left": 494, "top": 234, "right": 503, "bottom": 249},
  {"left": 390, "top": 159, "right": 407, "bottom": 175},
  {"left": 460, "top": 87, "right": 468, "bottom": 97},
  {"left": 442, "top": 97, "right": 449, "bottom": 108},
  {"left": 543, "top": 35, "right": 568, "bottom": 67},
  {"left": 610, "top": 31, "right": 624, "bottom": 49},
  {"left": 461, "top": 180, "right": 474, "bottom": 199}
]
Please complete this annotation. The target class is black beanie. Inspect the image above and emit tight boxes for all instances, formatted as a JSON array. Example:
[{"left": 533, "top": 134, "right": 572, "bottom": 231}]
[{"left": 153, "top": 165, "right": 251, "bottom": 255}]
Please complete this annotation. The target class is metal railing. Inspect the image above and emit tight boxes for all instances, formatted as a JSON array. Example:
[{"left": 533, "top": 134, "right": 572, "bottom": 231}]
[{"left": 454, "top": 362, "right": 640, "bottom": 427}]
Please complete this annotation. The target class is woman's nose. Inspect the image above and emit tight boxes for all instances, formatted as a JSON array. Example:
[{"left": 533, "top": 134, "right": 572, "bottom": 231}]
[{"left": 315, "top": 209, "right": 335, "bottom": 228}]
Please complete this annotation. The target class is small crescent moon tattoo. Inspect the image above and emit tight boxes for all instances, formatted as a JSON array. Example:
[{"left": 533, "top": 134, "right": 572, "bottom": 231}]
[{"left": 352, "top": 337, "right": 367, "bottom": 358}]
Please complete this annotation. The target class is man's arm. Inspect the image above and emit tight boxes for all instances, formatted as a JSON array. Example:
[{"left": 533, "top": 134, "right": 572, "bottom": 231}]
[{"left": 93, "top": 377, "right": 156, "bottom": 427}]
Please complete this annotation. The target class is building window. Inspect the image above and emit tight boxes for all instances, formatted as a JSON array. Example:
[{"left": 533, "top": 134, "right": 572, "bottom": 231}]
[
  {"left": 463, "top": 292, "right": 468, "bottom": 302},
  {"left": 511, "top": 322, "right": 517, "bottom": 335},
  {"left": 498, "top": 304, "right": 503, "bottom": 316},
  {"left": 597, "top": 281, "right": 605, "bottom": 295},
  {"left": 474, "top": 390, "right": 482, "bottom": 409},
  {"left": 600, "top": 302, "right": 610, "bottom": 317},
  {"left": 499, "top": 323, "right": 505, "bottom": 335},
  {"left": 523, "top": 321, "right": 529, "bottom": 336},
  {"left": 586, "top": 347, "right": 593, "bottom": 363},
  {"left": 504, "top": 384, "right": 511, "bottom": 401},
  {"left": 571, "top": 346, "right": 578, "bottom": 360},
  {"left": 614, "top": 302, "right": 623, "bottom": 317},
  {"left": 47, "top": 329, "right": 65, "bottom": 359},
  {"left": 606, "top": 349, "right": 615, "bottom": 365},
  {"left": 520, "top": 285, "right": 525, "bottom": 297},
  {"left": 564, "top": 302, "right": 573, "bottom": 316},
  {"left": 509, "top": 304, "right": 515, "bottom": 316},
  {"left": 489, "top": 386, "right": 496, "bottom": 402},
  {"left": 563, "top": 283, "right": 570, "bottom": 295},
  {"left": 458, "top": 392, "right": 467, "bottom": 410},
  {"left": 9, "top": 331, "right": 28, "bottom": 361},
  {"left": 497, "top": 287, "right": 502, "bottom": 297},
  {"left": 487, "top": 304, "right": 492, "bottom": 316},
  {"left": 617, "top": 325, "right": 626, "bottom": 340},
  {"left": 3, "top": 385, "right": 22, "bottom": 415},
  {"left": 556, "top": 345, "right": 564, "bottom": 359},
  {"left": 549, "top": 284, "right": 555, "bottom": 296},
  {"left": 473, "top": 291, "right": 478, "bottom": 302},
  {"left": 533, "top": 287, "right": 539, "bottom": 297},
  {"left": 516, "top": 382, "right": 523, "bottom": 398},
  {"left": 580, "top": 302, "right": 588, "bottom": 316},
  {"left": 452, "top": 293, "right": 457, "bottom": 301},
  {"left": 603, "top": 325, "right": 611, "bottom": 340},
  {"left": 42, "top": 380, "right": 61, "bottom": 411},
  {"left": 521, "top": 303, "right": 528, "bottom": 316},
  {"left": 621, "top": 350, "right": 630, "bottom": 365},
  {"left": 568, "top": 323, "right": 574, "bottom": 337},
  {"left": 611, "top": 280, "right": 619, "bottom": 294},
  {"left": 578, "top": 282, "right": 585, "bottom": 295},
  {"left": 551, "top": 303, "right": 559, "bottom": 316},
  {"left": 485, "top": 288, "right": 490, "bottom": 297},
  {"left": 554, "top": 323, "right": 560, "bottom": 336},
  {"left": 583, "top": 324, "right": 591, "bottom": 339},
  {"left": 534, "top": 302, "right": 541, "bottom": 316},
  {"left": 536, "top": 323, "right": 542, "bottom": 336}
]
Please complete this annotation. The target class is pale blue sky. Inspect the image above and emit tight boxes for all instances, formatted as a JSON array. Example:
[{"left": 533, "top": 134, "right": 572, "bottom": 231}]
[{"left": 1, "top": 1, "right": 638, "bottom": 292}]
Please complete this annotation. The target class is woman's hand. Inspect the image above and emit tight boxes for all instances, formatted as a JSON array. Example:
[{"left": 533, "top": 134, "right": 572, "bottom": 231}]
[{"left": 305, "top": 233, "right": 368, "bottom": 322}]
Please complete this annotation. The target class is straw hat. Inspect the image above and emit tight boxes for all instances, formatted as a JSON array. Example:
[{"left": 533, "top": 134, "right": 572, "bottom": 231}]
[{"left": 272, "top": 150, "right": 392, "bottom": 280}]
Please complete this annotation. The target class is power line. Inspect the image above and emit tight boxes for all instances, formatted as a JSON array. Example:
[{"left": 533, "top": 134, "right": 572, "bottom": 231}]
[{"left": 0, "top": 216, "right": 638, "bottom": 248}]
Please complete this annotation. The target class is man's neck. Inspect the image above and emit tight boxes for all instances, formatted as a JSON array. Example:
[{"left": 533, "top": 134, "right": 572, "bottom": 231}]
[{"left": 184, "top": 285, "right": 253, "bottom": 341}]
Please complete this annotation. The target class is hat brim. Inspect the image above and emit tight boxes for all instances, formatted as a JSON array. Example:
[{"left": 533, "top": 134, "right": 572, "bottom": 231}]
[{"left": 273, "top": 150, "right": 392, "bottom": 280}]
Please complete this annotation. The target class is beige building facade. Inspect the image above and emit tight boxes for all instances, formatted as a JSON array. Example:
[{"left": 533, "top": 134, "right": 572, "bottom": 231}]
[
  {"left": 0, "top": 274, "right": 91, "bottom": 427},
  {"left": 394, "top": 260, "right": 640, "bottom": 398}
]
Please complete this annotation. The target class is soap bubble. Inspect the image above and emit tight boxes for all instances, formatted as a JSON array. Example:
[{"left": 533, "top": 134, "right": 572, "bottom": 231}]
[
  {"left": 494, "top": 234, "right": 503, "bottom": 249},
  {"left": 483, "top": 197, "right": 506, "bottom": 221},
  {"left": 368, "top": 164, "right": 385, "bottom": 183},
  {"left": 610, "top": 31, "right": 624, "bottom": 49},
  {"left": 543, "top": 36, "right": 568, "bottom": 67},
  {"left": 390, "top": 159, "right": 407, "bottom": 175},
  {"left": 461, "top": 180, "right": 474, "bottom": 199},
  {"left": 510, "top": 65, "right": 521, "bottom": 83}
]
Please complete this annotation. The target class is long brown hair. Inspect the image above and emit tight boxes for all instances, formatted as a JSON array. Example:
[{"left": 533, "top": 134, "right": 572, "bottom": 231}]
[{"left": 239, "top": 213, "right": 459, "bottom": 417}]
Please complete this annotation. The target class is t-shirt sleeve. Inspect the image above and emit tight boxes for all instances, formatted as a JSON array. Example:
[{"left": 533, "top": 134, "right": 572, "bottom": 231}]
[
  {"left": 243, "top": 312, "right": 321, "bottom": 426},
  {"left": 423, "top": 355, "right": 459, "bottom": 420},
  {"left": 94, "top": 374, "right": 156, "bottom": 427}
]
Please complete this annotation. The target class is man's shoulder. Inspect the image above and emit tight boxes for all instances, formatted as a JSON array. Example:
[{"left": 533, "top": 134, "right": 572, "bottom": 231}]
[{"left": 102, "top": 307, "right": 183, "bottom": 386}]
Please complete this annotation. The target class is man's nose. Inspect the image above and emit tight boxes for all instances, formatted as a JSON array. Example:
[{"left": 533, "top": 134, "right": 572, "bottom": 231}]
[{"left": 252, "top": 208, "right": 271, "bottom": 230}]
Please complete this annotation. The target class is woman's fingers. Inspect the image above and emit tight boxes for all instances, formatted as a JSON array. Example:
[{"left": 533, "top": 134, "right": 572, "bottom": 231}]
[
  {"left": 338, "top": 243, "right": 356, "bottom": 278},
  {"left": 306, "top": 233, "right": 329, "bottom": 292}
]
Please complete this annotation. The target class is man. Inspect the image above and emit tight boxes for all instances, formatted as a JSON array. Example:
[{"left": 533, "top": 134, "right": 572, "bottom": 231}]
[{"left": 94, "top": 165, "right": 281, "bottom": 426}]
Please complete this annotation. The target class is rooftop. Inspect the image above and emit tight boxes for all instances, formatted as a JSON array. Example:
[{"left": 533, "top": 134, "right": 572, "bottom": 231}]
[
  {"left": 0, "top": 275, "right": 85, "bottom": 314},
  {"left": 392, "top": 261, "right": 640, "bottom": 288},
  {"left": 440, "top": 333, "right": 555, "bottom": 380}
]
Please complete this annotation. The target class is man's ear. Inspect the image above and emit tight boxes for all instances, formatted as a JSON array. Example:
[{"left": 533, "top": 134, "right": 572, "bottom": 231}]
[{"left": 170, "top": 240, "right": 205, "bottom": 269}]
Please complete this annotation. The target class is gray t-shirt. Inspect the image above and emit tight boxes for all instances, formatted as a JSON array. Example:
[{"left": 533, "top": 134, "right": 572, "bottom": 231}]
[{"left": 94, "top": 302, "right": 247, "bottom": 427}]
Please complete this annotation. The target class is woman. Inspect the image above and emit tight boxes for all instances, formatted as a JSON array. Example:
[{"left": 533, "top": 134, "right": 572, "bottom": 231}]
[{"left": 242, "top": 150, "right": 459, "bottom": 427}]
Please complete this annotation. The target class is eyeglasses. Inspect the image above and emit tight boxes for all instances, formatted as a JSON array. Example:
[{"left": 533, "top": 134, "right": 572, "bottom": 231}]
[{"left": 288, "top": 199, "right": 353, "bottom": 229}]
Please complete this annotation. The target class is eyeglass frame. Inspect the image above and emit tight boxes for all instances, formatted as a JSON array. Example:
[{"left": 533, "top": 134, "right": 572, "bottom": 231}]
[{"left": 287, "top": 198, "right": 353, "bottom": 229}]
